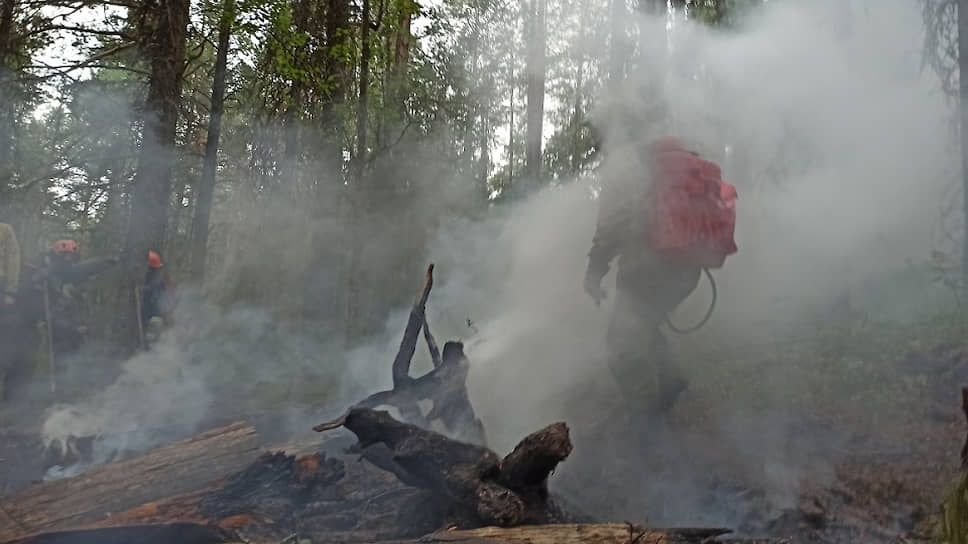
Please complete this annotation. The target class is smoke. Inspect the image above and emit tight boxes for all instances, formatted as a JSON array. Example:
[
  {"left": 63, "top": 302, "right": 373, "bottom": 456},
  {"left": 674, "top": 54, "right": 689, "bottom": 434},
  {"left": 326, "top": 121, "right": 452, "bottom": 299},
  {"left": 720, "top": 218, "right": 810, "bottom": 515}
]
[
  {"left": 403, "top": 0, "right": 953, "bottom": 531},
  {"left": 29, "top": 0, "right": 953, "bottom": 534},
  {"left": 38, "top": 289, "right": 364, "bottom": 478}
]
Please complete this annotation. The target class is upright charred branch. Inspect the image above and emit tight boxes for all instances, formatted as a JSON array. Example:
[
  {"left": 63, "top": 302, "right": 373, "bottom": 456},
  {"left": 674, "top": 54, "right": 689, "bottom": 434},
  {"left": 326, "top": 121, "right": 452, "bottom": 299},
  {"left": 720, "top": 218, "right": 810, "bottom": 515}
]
[{"left": 319, "top": 264, "right": 485, "bottom": 445}]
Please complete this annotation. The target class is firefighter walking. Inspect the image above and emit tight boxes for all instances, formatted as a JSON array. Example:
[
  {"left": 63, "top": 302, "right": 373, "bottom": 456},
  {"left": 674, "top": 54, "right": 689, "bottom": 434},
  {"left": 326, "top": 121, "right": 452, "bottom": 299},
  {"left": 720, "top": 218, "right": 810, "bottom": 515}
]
[{"left": 584, "top": 136, "right": 737, "bottom": 416}]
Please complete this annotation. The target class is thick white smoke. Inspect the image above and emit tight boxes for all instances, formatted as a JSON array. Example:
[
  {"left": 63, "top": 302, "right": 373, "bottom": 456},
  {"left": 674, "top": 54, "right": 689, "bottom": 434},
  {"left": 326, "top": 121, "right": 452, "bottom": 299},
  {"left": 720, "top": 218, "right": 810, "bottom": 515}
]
[
  {"left": 33, "top": 0, "right": 953, "bottom": 532},
  {"left": 409, "top": 0, "right": 954, "bottom": 528}
]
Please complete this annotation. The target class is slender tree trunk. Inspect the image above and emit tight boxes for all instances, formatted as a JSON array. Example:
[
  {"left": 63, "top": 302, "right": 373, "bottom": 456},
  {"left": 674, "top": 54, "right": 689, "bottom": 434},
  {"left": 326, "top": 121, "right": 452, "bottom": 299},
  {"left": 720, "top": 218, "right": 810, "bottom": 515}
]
[
  {"left": 0, "top": 0, "right": 14, "bottom": 64},
  {"left": 304, "top": 0, "right": 350, "bottom": 326},
  {"left": 524, "top": 0, "right": 546, "bottom": 184},
  {"left": 355, "top": 0, "right": 372, "bottom": 183},
  {"left": 118, "top": 0, "right": 191, "bottom": 349},
  {"left": 508, "top": 46, "right": 514, "bottom": 188},
  {"left": 389, "top": 0, "right": 412, "bottom": 135},
  {"left": 345, "top": 0, "right": 374, "bottom": 344},
  {"left": 283, "top": 0, "right": 311, "bottom": 200},
  {"left": 0, "top": 0, "right": 18, "bottom": 198},
  {"left": 479, "top": 110, "right": 489, "bottom": 202},
  {"left": 608, "top": 0, "right": 628, "bottom": 90},
  {"left": 191, "top": 0, "right": 234, "bottom": 283},
  {"left": 323, "top": 0, "right": 350, "bottom": 155},
  {"left": 961, "top": 0, "right": 968, "bottom": 288},
  {"left": 571, "top": 61, "right": 583, "bottom": 173}
]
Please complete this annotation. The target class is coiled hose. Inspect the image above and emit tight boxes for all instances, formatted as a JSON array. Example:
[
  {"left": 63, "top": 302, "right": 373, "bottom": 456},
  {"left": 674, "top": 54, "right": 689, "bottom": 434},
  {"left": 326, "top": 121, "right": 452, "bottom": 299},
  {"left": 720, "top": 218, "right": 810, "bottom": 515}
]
[{"left": 665, "top": 267, "right": 717, "bottom": 334}]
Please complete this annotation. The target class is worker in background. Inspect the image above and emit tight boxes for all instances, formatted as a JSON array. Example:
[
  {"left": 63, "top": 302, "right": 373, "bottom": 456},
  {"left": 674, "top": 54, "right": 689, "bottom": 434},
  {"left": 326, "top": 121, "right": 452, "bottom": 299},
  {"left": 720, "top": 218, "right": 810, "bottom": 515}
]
[
  {"left": 583, "top": 132, "right": 701, "bottom": 416},
  {"left": 141, "top": 250, "right": 175, "bottom": 334},
  {"left": 22, "top": 239, "right": 118, "bottom": 355},
  {"left": 0, "top": 219, "right": 22, "bottom": 401}
]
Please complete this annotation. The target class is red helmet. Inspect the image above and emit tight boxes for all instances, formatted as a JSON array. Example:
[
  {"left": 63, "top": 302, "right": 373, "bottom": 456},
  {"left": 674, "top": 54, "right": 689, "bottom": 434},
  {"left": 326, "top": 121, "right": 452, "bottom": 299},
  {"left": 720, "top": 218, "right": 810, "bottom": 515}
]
[
  {"left": 51, "top": 239, "right": 79, "bottom": 254},
  {"left": 148, "top": 250, "right": 163, "bottom": 269}
]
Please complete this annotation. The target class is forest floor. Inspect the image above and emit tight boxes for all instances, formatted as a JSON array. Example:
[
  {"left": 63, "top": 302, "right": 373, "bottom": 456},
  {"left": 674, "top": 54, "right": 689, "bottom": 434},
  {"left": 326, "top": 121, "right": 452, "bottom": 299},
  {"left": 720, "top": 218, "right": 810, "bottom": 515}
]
[
  {"left": 0, "top": 316, "right": 966, "bottom": 543},
  {"left": 665, "top": 316, "right": 968, "bottom": 542}
]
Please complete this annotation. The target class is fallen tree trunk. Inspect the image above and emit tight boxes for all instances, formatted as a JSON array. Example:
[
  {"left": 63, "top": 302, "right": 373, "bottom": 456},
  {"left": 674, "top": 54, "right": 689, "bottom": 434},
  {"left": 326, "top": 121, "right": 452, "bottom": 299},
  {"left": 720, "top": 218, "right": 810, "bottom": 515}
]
[
  {"left": 5, "top": 446, "right": 436, "bottom": 544},
  {"left": 315, "top": 407, "right": 575, "bottom": 528},
  {"left": 17, "top": 409, "right": 576, "bottom": 542},
  {"left": 387, "top": 524, "right": 742, "bottom": 543},
  {"left": 3, "top": 523, "right": 237, "bottom": 544},
  {"left": 0, "top": 423, "right": 259, "bottom": 542},
  {"left": 7, "top": 523, "right": 789, "bottom": 544}
]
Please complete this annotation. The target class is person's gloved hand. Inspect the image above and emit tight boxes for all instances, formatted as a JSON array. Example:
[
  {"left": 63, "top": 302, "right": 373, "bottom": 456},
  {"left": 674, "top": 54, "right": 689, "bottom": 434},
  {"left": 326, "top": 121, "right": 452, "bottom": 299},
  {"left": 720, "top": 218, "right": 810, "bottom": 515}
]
[{"left": 583, "top": 266, "right": 607, "bottom": 306}]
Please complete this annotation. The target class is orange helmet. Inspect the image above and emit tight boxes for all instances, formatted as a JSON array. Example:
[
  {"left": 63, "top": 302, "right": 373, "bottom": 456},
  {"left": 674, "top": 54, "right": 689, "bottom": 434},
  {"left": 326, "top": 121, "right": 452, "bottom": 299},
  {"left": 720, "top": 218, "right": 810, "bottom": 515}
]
[
  {"left": 148, "top": 250, "right": 163, "bottom": 269},
  {"left": 51, "top": 239, "right": 79, "bottom": 254}
]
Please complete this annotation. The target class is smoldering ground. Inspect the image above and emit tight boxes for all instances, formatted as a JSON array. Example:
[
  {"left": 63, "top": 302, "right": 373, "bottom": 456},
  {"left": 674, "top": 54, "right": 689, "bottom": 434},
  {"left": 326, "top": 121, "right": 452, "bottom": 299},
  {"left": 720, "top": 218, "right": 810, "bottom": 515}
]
[{"left": 25, "top": 0, "right": 957, "bottom": 535}]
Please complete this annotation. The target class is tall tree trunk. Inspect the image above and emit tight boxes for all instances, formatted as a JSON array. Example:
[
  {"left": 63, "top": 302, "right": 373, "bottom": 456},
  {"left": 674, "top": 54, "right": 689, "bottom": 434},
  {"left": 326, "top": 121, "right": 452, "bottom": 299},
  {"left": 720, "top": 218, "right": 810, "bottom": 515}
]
[
  {"left": 524, "top": 0, "right": 546, "bottom": 184},
  {"left": 507, "top": 46, "right": 514, "bottom": 188},
  {"left": 303, "top": 0, "right": 350, "bottom": 326},
  {"left": 608, "top": 0, "right": 628, "bottom": 90},
  {"left": 323, "top": 0, "right": 350, "bottom": 163},
  {"left": 345, "top": 0, "right": 374, "bottom": 344},
  {"left": 388, "top": 0, "right": 412, "bottom": 134},
  {"left": 479, "top": 110, "right": 489, "bottom": 202},
  {"left": 283, "top": 0, "right": 310, "bottom": 199},
  {"left": 191, "top": 0, "right": 234, "bottom": 283},
  {"left": 0, "top": 0, "right": 18, "bottom": 200},
  {"left": 355, "top": 0, "right": 371, "bottom": 183},
  {"left": 961, "top": 0, "right": 968, "bottom": 288},
  {"left": 118, "top": 0, "right": 191, "bottom": 349},
  {"left": 571, "top": 61, "right": 583, "bottom": 173}
]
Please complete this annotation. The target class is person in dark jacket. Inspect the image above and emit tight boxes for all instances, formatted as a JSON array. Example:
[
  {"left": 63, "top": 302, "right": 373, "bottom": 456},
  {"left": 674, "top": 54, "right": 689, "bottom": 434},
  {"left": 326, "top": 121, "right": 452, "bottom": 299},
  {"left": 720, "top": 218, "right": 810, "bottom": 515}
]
[
  {"left": 141, "top": 250, "right": 175, "bottom": 330},
  {"left": 21, "top": 239, "right": 118, "bottom": 355},
  {"left": 583, "top": 136, "right": 701, "bottom": 415}
]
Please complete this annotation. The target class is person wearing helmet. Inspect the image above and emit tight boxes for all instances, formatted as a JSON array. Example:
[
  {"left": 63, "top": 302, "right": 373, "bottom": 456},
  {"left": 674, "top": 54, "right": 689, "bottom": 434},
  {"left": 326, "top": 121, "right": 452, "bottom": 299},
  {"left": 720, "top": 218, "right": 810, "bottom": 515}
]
[
  {"left": 141, "top": 250, "right": 175, "bottom": 334},
  {"left": 20, "top": 239, "right": 119, "bottom": 356},
  {"left": 0, "top": 219, "right": 22, "bottom": 401}
]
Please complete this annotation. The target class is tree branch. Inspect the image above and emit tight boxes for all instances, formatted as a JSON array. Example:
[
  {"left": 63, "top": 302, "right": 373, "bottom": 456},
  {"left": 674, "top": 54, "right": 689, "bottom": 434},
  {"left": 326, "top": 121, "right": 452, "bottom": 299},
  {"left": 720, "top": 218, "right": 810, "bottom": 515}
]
[
  {"left": 391, "top": 263, "right": 435, "bottom": 388},
  {"left": 27, "top": 23, "right": 132, "bottom": 39}
]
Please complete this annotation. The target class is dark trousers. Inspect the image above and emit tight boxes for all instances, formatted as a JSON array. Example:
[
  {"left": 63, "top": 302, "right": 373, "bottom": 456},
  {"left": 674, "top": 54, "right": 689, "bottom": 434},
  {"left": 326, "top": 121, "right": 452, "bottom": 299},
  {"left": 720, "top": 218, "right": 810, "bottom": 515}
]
[{"left": 605, "top": 251, "right": 701, "bottom": 414}]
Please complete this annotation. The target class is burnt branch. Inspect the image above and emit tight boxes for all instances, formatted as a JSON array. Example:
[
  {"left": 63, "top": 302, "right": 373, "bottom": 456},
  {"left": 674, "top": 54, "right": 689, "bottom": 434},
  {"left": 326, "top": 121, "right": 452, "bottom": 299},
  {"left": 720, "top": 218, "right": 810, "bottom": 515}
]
[
  {"left": 391, "top": 264, "right": 435, "bottom": 388},
  {"left": 423, "top": 318, "right": 442, "bottom": 368},
  {"left": 317, "top": 265, "right": 484, "bottom": 444}
]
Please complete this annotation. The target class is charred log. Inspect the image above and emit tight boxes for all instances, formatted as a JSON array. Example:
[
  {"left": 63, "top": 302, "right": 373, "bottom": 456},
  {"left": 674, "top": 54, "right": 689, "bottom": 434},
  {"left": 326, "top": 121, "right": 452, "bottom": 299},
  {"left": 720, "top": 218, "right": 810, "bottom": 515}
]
[
  {"left": 316, "top": 407, "right": 575, "bottom": 527},
  {"left": 5, "top": 523, "right": 236, "bottom": 544},
  {"left": 0, "top": 423, "right": 259, "bottom": 542},
  {"left": 394, "top": 524, "right": 737, "bottom": 543}
]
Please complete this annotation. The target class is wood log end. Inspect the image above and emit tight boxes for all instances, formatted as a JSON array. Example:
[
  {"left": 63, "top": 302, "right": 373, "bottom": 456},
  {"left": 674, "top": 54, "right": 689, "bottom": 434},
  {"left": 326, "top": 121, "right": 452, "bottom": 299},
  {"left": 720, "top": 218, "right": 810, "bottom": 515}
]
[
  {"left": 419, "top": 263, "right": 435, "bottom": 306},
  {"left": 499, "top": 422, "right": 573, "bottom": 490},
  {"left": 313, "top": 414, "right": 348, "bottom": 433},
  {"left": 475, "top": 482, "right": 526, "bottom": 527}
]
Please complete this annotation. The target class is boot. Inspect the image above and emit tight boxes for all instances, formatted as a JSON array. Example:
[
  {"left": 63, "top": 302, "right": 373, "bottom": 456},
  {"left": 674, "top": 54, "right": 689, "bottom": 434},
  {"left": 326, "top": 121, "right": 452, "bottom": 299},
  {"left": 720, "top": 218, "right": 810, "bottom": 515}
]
[{"left": 652, "top": 329, "right": 688, "bottom": 413}]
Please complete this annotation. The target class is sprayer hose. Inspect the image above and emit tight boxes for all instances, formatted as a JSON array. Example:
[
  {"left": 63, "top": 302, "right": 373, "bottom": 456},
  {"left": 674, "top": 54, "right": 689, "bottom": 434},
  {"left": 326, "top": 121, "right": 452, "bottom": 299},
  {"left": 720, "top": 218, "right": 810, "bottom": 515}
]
[{"left": 665, "top": 267, "right": 717, "bottom": 334}]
